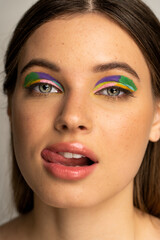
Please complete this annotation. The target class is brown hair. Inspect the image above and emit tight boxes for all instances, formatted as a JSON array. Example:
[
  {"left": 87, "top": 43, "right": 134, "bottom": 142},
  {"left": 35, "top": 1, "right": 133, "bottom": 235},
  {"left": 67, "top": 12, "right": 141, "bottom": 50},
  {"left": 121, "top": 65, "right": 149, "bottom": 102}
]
[{"left": 3, "top": 0, "right": 160, "bottom": 216}]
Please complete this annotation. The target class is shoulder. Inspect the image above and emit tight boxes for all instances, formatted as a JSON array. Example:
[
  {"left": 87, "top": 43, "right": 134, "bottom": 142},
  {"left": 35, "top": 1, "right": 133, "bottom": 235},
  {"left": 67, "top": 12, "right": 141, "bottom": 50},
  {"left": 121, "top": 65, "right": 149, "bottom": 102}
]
[
  {"left": 0, "top": 216, "right": 22, "bottom": 240},
  {"left": 147, "top": 214, "right": 160, "bottom": 239},
  {"left": 0, "top": 213, "right": 32, "bottom": 240},
  {"left": 134, "top": 207, "right": 160, "bottom": 240}
]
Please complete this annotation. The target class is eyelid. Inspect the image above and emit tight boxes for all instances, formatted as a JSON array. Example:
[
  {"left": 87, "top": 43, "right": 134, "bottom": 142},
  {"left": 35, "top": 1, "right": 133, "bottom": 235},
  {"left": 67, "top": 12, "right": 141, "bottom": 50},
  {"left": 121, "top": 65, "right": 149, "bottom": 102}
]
[
  {"left": 25, "top": 79, "right": 64, "bottom": 92},
  {"left": 93, "top": 75, "right": 137, "bottom": 93},
  {"left": 93, "top": 82, "right": 134, "bottom": 93},
  {"left": 95, "top": 87, "right": 134, "bottom": 101},
  {"left": 24, "top": 72, "right": 64, "bottom": 92}
]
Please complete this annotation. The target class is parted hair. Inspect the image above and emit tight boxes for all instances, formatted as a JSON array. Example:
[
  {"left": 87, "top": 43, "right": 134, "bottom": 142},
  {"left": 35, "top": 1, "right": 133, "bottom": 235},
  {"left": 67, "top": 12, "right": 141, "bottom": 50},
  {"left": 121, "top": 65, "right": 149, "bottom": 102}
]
[{"left": 3, "top": 0, "right": 160, "bottom": 217}]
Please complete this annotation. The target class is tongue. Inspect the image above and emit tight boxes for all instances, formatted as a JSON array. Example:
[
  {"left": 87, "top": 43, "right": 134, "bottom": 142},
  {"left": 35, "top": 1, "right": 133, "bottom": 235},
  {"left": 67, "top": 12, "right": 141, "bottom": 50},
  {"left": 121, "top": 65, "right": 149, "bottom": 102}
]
[
  {"left": 42, "top": 149, "right": 94, "bottom": 167},
  {"left": 59, "top": 157, "right": 92, "bottom": 166}
]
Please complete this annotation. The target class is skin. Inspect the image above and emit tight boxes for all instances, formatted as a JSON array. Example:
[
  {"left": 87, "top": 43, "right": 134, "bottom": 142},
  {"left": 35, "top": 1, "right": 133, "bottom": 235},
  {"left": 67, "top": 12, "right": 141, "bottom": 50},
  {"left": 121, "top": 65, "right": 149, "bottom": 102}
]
[{"left": 1, "top": 13, "right": 160, "bottom": 240}]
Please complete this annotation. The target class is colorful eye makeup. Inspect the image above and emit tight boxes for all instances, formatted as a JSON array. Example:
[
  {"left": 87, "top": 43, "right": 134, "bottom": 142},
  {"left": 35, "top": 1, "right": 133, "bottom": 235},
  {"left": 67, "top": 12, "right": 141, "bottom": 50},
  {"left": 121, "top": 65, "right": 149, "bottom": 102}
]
[
  {"left": 24, "top": 73, "right": 137, "bottom": 99},
  {"left": 93, "top": 75, "right": 137, "bottom": 94},
  {"left": 24, "top": 72, "right": 64, "bottom": 92}
]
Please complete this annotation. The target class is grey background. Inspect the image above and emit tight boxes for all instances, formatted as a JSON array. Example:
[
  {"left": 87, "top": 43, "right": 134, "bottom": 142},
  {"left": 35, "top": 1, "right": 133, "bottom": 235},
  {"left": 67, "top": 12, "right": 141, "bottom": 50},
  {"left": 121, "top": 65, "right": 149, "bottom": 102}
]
[{"left": 0, "top": 0, "right": 160, "bottom": 225}]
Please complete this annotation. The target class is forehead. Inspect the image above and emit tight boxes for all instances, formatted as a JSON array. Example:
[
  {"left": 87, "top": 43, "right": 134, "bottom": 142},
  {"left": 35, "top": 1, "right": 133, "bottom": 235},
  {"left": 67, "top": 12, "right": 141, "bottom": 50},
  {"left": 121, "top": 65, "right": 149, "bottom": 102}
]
[{"left": 19, "top": 13, "right": 149, "bottom": 79}]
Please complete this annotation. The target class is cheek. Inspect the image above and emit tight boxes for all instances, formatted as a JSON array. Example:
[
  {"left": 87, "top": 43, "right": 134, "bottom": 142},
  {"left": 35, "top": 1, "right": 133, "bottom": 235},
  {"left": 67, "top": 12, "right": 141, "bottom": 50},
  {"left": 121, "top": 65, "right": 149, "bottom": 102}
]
[
  {"left": 10, "top": 96, "right": 62, "bottom": 195},
  {"left": 11, "top": 96, "right": 60, "bottom": 166},
  {"left": 12, "top": 105, "right": 45, "bottom": 149},
  {"left": 94, "top": 100, "right": 154, "bottom": 188},
  {"left": 12, "top": 97, "right": 57, "bottom": 139}
]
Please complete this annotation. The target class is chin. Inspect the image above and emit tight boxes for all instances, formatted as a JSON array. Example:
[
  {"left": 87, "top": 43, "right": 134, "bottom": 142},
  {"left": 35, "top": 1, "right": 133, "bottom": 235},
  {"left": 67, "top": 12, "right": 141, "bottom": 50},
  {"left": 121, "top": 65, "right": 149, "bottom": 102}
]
[{"left": 34, "top": 188, "right": 100, "bottom": 209}]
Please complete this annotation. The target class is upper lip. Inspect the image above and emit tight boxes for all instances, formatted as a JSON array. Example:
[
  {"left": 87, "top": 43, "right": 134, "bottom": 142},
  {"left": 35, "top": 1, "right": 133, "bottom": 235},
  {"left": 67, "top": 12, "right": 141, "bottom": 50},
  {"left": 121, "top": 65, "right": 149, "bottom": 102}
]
[{"left": 42, "top": 142, "right": 99, "bottom": 163}]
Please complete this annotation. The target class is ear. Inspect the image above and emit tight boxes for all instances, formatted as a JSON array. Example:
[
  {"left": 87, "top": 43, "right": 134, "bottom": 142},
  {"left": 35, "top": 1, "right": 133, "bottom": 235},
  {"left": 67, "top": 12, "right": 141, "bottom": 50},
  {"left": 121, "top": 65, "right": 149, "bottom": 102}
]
[{"left": 149, "top": 101, "right": 160, "bottom": 142}]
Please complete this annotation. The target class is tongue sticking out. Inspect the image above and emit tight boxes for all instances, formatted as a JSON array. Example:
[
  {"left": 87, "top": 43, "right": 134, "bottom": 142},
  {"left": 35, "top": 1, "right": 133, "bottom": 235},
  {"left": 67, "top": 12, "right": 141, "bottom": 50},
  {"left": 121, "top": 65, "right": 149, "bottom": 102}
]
[{"left": 42, "top": 149, "right": 95, "bottom": 167}]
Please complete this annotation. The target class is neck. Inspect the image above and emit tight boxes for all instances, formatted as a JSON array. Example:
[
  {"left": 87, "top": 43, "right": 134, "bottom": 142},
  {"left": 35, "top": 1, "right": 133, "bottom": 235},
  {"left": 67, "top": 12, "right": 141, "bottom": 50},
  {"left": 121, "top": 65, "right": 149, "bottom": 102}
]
[{"left": 29, "top": 182, "right": 138, "bottom": 240}]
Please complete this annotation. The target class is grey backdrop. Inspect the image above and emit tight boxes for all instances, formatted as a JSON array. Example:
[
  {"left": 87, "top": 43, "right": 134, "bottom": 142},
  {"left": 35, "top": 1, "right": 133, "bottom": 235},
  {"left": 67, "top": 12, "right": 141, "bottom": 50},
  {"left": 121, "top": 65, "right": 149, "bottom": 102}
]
[{"left": 0, "top": 0, "right": 160, "bottom": 225}]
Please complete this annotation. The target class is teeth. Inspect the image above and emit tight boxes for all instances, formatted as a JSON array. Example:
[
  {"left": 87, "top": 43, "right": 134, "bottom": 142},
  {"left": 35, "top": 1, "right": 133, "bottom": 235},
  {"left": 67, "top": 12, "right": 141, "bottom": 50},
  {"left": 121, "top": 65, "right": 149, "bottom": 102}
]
[
  {"left": 72, "top": 153, "right": 86, "bottom": 159},
  {"left": 59, "top": 152, "right": 85, "bottom": 159}
]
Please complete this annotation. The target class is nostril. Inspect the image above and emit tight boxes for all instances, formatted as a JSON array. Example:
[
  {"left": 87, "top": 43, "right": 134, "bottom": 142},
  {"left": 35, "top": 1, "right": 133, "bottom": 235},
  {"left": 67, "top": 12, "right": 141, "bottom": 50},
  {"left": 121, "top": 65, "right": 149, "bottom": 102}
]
[
  {"left": 55, "top": 122, "right": 88, "bottom": 132},
  {"left": 62, "top": 125, "right": 68, "bottom": 130},
  {"left": 79, "top": 125, "right": 86, "bottom": 130}
]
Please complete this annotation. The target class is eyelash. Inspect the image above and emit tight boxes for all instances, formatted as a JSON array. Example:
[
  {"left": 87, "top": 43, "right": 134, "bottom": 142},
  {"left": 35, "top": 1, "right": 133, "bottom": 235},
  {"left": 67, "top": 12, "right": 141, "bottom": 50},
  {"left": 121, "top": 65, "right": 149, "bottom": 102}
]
[
  {"left": 95, "top": 86, "right": 134, "bottom": 99},
  {"left": 25, "top": 82, "right": 63, "bottom": 96},
  {"left": 25, "top": 82, "right": 135, "bottom": 100}
]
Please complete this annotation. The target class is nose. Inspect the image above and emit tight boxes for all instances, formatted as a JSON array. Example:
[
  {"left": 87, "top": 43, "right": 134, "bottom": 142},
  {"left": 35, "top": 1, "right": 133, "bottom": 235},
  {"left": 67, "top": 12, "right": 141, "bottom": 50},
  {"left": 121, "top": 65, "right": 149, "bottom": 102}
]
[{"left": 54, "top": 92, "right": 92, "bottom": 134}]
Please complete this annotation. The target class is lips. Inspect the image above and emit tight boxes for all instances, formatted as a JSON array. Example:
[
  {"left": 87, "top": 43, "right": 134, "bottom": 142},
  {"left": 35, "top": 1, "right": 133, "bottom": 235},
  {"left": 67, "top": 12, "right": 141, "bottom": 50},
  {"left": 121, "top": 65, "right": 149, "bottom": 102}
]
[
  {"left": 41, "top": 142, "right": 98, "bottom": 180},
  {"left": 42, "top": 150, "right": 94, "bottom": 166}
]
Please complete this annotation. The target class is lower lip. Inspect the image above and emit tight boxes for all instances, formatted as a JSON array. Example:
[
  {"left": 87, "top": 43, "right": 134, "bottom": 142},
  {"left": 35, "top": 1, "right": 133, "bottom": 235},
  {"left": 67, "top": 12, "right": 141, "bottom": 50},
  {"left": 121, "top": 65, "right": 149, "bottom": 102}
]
[{"left": 43, "top": 160, "right": 98, "bottom": 181}]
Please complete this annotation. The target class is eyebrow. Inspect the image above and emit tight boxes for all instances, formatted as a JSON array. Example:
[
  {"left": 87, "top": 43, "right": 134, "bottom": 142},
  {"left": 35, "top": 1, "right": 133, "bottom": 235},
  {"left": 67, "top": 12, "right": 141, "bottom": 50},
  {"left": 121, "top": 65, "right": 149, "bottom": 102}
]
[
  {"left": 20, "top": 59, "right": 60, "bottom": 74},
  {"left": 92, "top": 62, "right": 140, "bottom": 80},
  {"left": 20, "top": 58, "right": 140, "bottom": 80}
]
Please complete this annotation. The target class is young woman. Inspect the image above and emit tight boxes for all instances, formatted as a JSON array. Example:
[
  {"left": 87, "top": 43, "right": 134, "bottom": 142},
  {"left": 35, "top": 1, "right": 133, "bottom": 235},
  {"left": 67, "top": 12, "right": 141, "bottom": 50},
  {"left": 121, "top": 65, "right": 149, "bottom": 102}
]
[{"left": 1, "top": 0, "right": 160, "bottom": 239}]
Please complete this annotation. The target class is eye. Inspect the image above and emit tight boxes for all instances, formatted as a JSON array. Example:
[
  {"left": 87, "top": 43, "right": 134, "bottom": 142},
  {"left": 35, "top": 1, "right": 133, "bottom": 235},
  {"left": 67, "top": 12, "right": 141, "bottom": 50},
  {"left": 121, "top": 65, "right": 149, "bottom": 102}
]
[
  {"left": 36, "top": 83, "right": 59, "bottom": 93},
  {"left": 28, "top": 83, "right": 62, "bottom": 94},
  {"left": 104, "top": 87, "right": 121, "bottom": 96},
  {"left": 96, "top": 87, "right": 126, "bottom": 97}
]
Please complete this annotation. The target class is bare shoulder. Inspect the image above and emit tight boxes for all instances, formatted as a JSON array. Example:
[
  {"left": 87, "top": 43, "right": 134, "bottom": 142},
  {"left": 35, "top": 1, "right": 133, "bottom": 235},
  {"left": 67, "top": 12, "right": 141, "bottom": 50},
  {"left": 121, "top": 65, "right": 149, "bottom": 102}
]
[
  {"left": 134, "top": 207, "right": 160, "bottom": 240},
  {"left": 0, "top": 216, "right": 20, "bottom": 240},
  {"left": 0, "top": 216, "right": 24, "bottom": 240},
  {"left": 148, "top": 214, "right": 160, "bottom": 239},
  {"left": 0, "top": 213, "right": 32, "bottom": 240}
]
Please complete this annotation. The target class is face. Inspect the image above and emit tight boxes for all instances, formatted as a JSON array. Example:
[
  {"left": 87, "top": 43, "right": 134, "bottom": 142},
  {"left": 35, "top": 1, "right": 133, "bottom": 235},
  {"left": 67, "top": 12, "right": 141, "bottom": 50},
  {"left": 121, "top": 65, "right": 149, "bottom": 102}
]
[{"left": 10, "top": 13, "right": 160, "bottom": 208}]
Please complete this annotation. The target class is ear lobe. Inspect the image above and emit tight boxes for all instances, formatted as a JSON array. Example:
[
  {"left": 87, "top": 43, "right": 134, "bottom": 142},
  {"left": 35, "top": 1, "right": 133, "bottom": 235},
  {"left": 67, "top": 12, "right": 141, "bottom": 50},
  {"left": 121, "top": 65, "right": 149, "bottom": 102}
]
[{"left": 149, "top": 102, "right": 160, "bottom": 142}]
